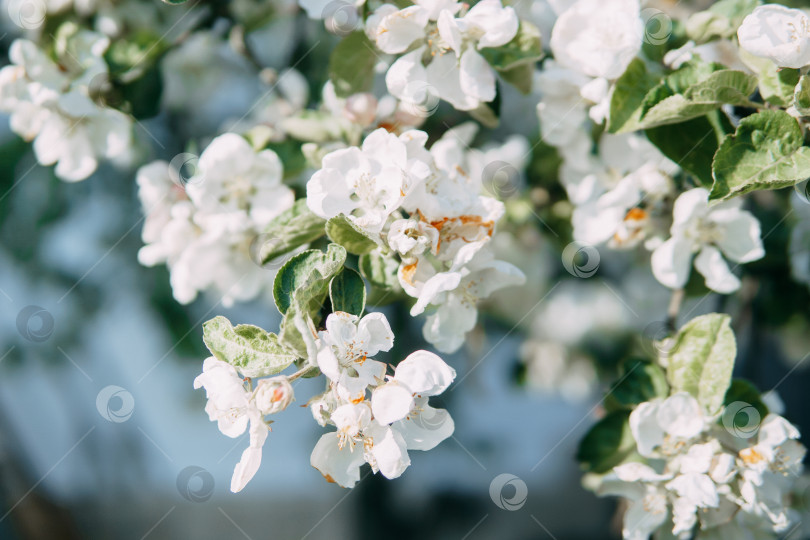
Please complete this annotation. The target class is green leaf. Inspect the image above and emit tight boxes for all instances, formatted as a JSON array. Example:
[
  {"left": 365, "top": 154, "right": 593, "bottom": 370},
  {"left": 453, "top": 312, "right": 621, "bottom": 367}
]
[
  {"left": 685, "top": 0, "right": 759, "bottom": 43},
  {"left": 645, "top": 110, "right": 733, "bottom": 187},
  {"left": 723, "top": 379, "right": 769, "bottom": 420},
  {"left": 639, "top": 70, "right": 757, "bottom": 128},
  {"left": 273, "top": 243, "right": 347, "bottom": 315},
  {"left": 480, "top": 21, "right": 543, "bottom": 72},
  {"left": 607, "top": 358, "right": 669, "bottom": 410},
  {"left": 739, "top": 49, "right": 799, "bottom": 108},
  {"left": 258, "top": 199, "right": 326, "bottom": 264},
  {"left": 329, "top": 32, "right": 377, "bottom": 98},
  {"left": 667, "top": 313, "right": 736, "bottom": 414},
  {"left": 710, "top": 109, "right": 810, "bottom": 201},
  {"left": 497, "top": 62, "right": 535, "bottom": 94},
  {"left": 329, "top": 267, "right": 366, "bottom": 316},
  {"left": 325, "top": 215, "right": 381, "bottom": 255},
  {"left": 576, "top": 410, "right": 636, "bottom": 473},
  {"left": 359, "top": 251, "right": 401, "bottom": 290},
  {"left": 202, "top": 316, "right": 297, "bottom": 377},
  {"left": 794, "top": 74, "right": 810, "bottom": 115},
  {"left": 607, "top": 58, "right": 662, "bottom": 133}
]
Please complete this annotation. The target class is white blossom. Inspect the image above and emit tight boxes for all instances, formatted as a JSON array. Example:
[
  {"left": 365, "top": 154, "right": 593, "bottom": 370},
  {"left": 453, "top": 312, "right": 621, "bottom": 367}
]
[
  {"left": 549, "top": 0, "right": 643, "bottom": 79},
  {"left": 651, "top": 188, "right": 764, "bottom": 294},
  {"left": 0, "top": 34, "right": 131, "bottom": 181},
  {"left": 738, "top": 5, "right": 810, "bottom": 69}
]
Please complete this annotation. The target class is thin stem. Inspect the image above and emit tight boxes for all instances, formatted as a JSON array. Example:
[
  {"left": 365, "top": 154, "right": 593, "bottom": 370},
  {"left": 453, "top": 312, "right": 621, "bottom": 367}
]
[{"left": 666, "top": 288, "right": 685, "bottom": 333}]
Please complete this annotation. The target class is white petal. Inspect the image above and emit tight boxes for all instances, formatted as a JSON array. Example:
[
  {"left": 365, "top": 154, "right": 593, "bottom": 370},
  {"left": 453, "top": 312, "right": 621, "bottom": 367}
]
[
  {"left": 394, "top": 350, "right": 456, "bottom": 396},
  {"left": 710, "top": 208, "right": 765, "bottom": 263},
  {"left": 310, "top": 432, "right": 366, "bottom": 487},
  {"left": 371, "top": 382, "right": 415, "bottom": 425},
  {"left": 672, "top": 188, "right": 709, "bottom": 229},
  {"left": 395, "top": 404, "right": 454, "bottom": 450},
  {"left": 230, "top": 445, "right": 263, "bottom": 493},
  {"left": 629, "top": 401, "right": 664, "bottom": 457},
  {"left": 459, "top": 49, "right": 496, "bottom": 103},
  {"left": 385, "top": 48, "right": 428, "bottom": 101},
  {"left": 356, "top": 312, "right": 395, "bottom": 356},
  {"left": 425, "top": 53, "right": 478, "bottom": 111},
  {"left": 464, "top": 0, "right": 519, "bottom": 49},
  {"left": 694, "top": 246, "right": 740, "bottom": 294},
  {"left": 368, "top": 424, "right": 411, "bottom": 479},
  {"left": 657, "top": 393, "right": 704, "bottom": 439},
  {"left": 651, "top": 236, "right": 694, "bottom": 289},
  {"left": 373, "top": 6, "right": 430, "bottom": 54},
  {"left": 306, "top": 167, "right": 357, "bottom": 219}
]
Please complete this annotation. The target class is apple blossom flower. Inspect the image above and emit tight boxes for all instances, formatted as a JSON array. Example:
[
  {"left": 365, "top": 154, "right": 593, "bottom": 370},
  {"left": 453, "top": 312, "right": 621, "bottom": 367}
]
[
  {"left": 193, "top": 357, "right": 271, "bottom": 493},
  {"left": 306, "top": 128, "right": 430, "bottom": 234},
  {"left": 651, "top": 188, "right": 765, "bottom": 294},
  {"left": 738, "top": 5, "right": 810, "bottom": 69},
  {"left": 598, "top": 393, "right": 807, "bottom": 539},
  {"left": 0, "top": 35, "right": 131, "bottom": 181},
  {"left": 310, "top": 349, "right": 456, "bottom": 487},
  {"left": 368, "top": 0, "right": 518, "bottom": 111},
  {"left": 136, "top": 133, "right": 296, "bottom": 306},
  {"left": 549, "top": 0, "right": 643, "bottom": 80},
  {"left": 315, "top": 312, "right": 395, "bottom": 398}
]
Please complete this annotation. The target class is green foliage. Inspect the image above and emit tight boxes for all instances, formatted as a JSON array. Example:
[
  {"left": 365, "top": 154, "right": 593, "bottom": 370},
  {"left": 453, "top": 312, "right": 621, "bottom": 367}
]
[
  {"left": 685, "top": 0, "right": 760, "bottom": 43},
  {"left": 639, "top": 69, "right": 757, "bottom": 129},
  {"left": 259, "top": 199, "right": 326, "bottom": 264},
  {"left": 329, "top": 32, "right": 377, "bottom": 98},
  {"left": 202, "top": 316, "right": 297, "bottom": 377},
  {"left": 325, "top": 215, "right": 381, "bottom": 255},
  {"left": 723, "top": 379, "right": 769, "bottom": 420},
  {"left": 607, "top": 58, "right": 661, "bottom": 133},
  {"left": 740, "top": 49, "right": 800, "bottom": 108},
  {"left": 667, "top": 313, "right": 736, "bottom": 414},
  {"left": 794, "top": 74, "right": 810, "bottom": 115},
  {"left": 645, "top": 110, "right": 732, "bottom": 187},
  {"left": 576, "top": 410, "right": 636, "bottom": 473},
  {"left": 607, "top": 358, "right": 669, "bottom": 410},
  {"left": 711, "top": 110, "right": 810, "bottom": 201},
  {"left": 273, "top": 243, "right": 347, "bottom": 315},
  {"left": 273, "top": 244, "right": 347, "bottom": 357},
  {"left": 329, "top": 267, "right": 366, "bottom": 316}
]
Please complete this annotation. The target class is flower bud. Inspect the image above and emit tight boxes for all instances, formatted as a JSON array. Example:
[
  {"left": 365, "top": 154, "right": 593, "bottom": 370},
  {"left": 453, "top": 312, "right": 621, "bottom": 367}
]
[
  {"left": 254, "top": 377, "right": 294, "bottom": 415},
  {"left": 344, "top": 93, "right": 378, "bottom": 126}
]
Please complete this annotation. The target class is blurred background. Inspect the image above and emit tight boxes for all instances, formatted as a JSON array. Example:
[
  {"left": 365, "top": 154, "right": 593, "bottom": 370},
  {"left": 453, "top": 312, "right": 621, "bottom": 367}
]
[{"left": 2, "top": 0, "right": 810, "bottom": 539}]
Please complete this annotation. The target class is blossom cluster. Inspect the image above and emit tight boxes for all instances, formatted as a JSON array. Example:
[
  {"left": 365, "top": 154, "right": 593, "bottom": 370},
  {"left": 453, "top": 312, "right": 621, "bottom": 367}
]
[
  {"left": 598, "top": 393, "right": 806, "bottom": 539},
  {"left": 137, "top": 133, "right": 295, "bottom": 306},
  {"left": 0, "top": 29, "right": 131, "bottom": 181},
  {"left": 306, "top": 125, "right": 526, "bottom": 352},
  {"left": 194, "top": 311, "right": 456, "bottom": 491}
]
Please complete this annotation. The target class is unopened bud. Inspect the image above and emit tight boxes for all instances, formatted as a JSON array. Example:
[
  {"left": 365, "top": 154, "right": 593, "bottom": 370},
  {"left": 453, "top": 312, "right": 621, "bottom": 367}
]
[{"left": 255, "top": 377, "right": 294, "bottom": 415}]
